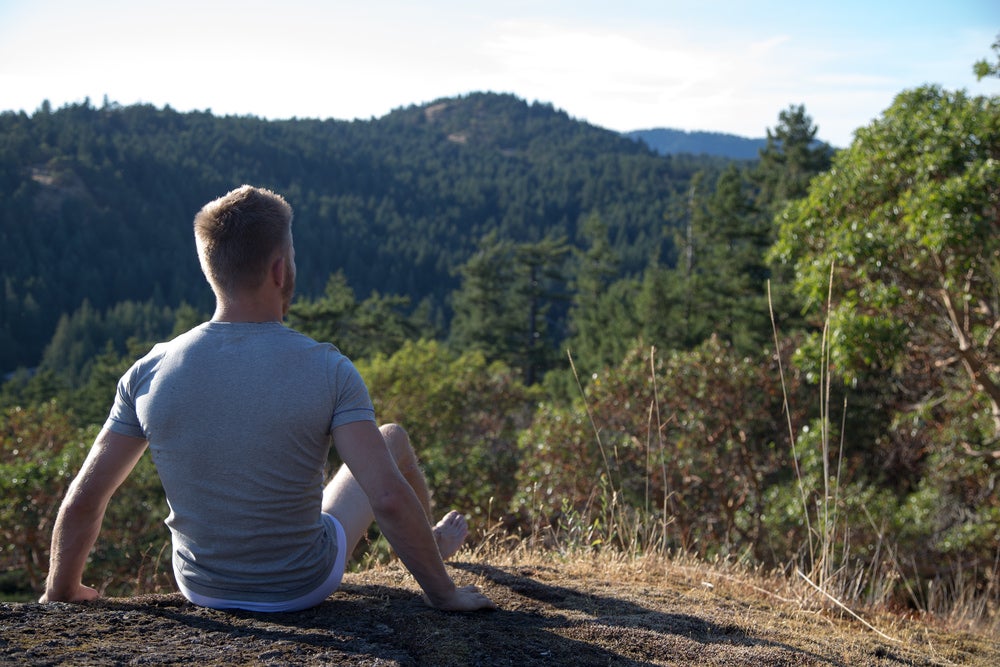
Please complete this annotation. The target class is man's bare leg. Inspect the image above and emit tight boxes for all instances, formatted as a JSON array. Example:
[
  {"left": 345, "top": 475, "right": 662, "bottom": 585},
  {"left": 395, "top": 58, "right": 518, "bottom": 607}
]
[
  {"left": 380, "top": 423, "right": 468, "bottom": 559},
  {"left": 379, "top": 423, "right": 432, "bottom": 519},
  {"left": 323, "top": 423, "right": 468, "bottom": 559}
]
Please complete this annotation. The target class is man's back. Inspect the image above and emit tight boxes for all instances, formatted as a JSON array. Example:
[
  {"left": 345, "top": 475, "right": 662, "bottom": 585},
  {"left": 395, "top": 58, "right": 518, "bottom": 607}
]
[
  {"left": 106, "top": 321, "right": 375, "bottom": 602},
  {"left": 41, "top": 185, "right": 495, "bottom": 612}
]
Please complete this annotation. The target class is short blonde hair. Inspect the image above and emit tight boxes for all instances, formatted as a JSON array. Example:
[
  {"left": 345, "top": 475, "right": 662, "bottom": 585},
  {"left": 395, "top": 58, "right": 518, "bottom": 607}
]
[{"left": 193, "top": 185, "right": 293, "bottom": 294}]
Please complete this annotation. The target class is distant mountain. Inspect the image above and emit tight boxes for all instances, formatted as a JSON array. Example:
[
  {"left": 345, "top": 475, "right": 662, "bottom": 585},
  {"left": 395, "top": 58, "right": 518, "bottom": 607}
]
[{"left": 625, "top": 128, "right": 766, "bottom": 160}]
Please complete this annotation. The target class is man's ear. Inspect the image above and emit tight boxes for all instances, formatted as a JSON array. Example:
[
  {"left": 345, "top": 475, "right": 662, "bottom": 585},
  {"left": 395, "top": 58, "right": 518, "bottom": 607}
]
[{"left": 271, "top": 255, "right": 286, "bottom": 287}]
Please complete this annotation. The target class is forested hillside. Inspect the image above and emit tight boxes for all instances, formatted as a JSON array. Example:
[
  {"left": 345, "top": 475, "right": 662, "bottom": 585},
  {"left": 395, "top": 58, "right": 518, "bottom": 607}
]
[{"left": 0, "top": 93, "right": 715, "bottom": 373}]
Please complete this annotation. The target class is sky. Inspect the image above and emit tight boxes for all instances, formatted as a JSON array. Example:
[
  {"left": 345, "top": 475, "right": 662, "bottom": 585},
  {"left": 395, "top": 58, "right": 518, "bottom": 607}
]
[{"left": 1, "top": 0, "right": 997, "bottom": 148}]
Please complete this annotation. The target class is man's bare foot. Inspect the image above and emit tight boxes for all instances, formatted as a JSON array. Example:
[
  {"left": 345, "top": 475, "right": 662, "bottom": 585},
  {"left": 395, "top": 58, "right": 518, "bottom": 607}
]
[{"left": 433, "top": 510, "right": 468, "bottom": 560}]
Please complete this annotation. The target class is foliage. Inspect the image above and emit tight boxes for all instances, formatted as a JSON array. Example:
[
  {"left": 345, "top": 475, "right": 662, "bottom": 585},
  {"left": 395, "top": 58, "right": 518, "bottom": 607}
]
[
  {"left": 637, "top": 165, "right": 775, "bottom": 355},
  {"left": 515, "top": 337, "right": 809, "bottom": 558},
  {"left": 355, "top": 339, "right": 540, "bottom": 521},
  {"left": 449, "top": 233, "right": 571, "bottom": 384},
  {"left": 563, "top": 212, "right": 642, "bottom": 381},
  {"left": 771, "top": 85, "right": 1000, "bottom": 595},
  {"left": 771, "top": 86, "right": 1000, "bottom": 444},
  {"left": 40, "top": 299, "right": 177, "bottom": 386},
  {"left": 0, "top": 299, "right": 184, "bottom": 427},
  {"left": 754, "top": 104, "right": 835, "bottom": 211},
  {"left": 0, "top": 402, "right": 89, "bottom": 594},
  {"left": 973, "top": 33, "right": 1000, "bottom": 81},
  {"left": 0, "top": 402, "right": 170, "bottom": 598},
  {"left": 287, "top": 271, "right": 426, "bottom": 360}
]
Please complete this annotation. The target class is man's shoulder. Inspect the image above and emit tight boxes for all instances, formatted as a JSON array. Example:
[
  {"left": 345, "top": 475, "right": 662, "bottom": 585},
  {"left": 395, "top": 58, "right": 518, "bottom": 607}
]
[
  {"left": 123, "top": 322, "right": 210, "bottom": 369},
  {"left": 280, "top": 326, "right": 348, "bottom": 358}
]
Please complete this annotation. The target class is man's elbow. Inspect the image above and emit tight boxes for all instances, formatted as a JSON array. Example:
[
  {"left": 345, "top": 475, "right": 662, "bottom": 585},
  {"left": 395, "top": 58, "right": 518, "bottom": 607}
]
[
  {"left": 59, "top": 484, "right": 109, "bottom": 522},
  {"left": 367, "top": 482, "right": 413, "bottom": 521}
]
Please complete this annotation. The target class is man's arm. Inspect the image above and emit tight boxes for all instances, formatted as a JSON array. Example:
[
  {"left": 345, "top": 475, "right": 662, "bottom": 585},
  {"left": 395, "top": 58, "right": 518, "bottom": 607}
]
[
  {"left": 40, "top": 428, "right": 148, "bottom": 603},
  {"left": 331, "top": 420, "right": 495, "bottom": 611}
]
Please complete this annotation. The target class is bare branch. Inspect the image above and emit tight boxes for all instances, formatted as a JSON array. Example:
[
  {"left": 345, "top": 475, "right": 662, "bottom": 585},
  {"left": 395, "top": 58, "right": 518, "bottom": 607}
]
[{"left": 961, "top": 442, "right": 1000, "bottom": 460}]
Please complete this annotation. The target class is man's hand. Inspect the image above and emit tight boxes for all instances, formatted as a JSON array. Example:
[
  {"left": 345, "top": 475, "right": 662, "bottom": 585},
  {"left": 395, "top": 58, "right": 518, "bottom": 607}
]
[
  {"left": 39, "top": 583, "right": 99, "bottom": 604},
  {"left": 425, "top": 584, "right": 497, "bottom": 612}
]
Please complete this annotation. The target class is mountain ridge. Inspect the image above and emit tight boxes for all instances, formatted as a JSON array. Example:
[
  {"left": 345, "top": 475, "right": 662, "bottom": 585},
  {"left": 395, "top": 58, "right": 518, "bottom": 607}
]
[{"left": 625, "top": 127, "right": 767, "bottom": 159}]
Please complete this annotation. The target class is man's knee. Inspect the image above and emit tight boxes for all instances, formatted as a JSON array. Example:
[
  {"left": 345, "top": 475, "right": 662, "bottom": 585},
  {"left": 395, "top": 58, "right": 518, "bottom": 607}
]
[{"left": 380, "top": 423, "right": 416, "bottom": 467}]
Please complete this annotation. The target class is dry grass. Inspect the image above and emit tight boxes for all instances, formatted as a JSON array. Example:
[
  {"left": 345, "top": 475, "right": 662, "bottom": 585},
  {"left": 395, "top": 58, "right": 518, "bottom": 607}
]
[
  {"left": 463, "top": 542, "right": 1000, "bottom": 666},
  {"left": 4, "top": 529, "right": 996, "bottom": 665}
]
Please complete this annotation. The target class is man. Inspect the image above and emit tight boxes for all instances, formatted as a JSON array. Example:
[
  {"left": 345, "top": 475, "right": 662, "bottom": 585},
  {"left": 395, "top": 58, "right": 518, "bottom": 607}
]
[{"left": 40, "top": 185, "right": 495, "bottom": 613}]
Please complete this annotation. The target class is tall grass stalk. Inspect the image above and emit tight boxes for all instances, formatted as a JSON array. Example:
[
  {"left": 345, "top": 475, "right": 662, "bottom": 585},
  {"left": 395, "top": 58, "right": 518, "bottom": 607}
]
[
  {"left": 769, "top": 266, "right": 850, "bottom": 592},
  {"left": 567, "top": 348, "right": 620, "bottom": 546},
  {"left": 815, "top": 260, "right": 840, "bottom": 590},
  {"left": 767, "top": 280, "right": 814, "bottom": 568},
  {"left": 646, "top": 346, "right": 671, "bottom": 554},
  {"left": 558, "top": 347, "right": 675, "bottom": 556},
  {"left": 769, "top": 270, "right": 899, "bottom": 641}
]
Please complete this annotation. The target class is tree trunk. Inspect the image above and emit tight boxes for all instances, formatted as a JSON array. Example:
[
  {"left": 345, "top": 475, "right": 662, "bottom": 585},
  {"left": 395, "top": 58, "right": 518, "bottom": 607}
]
[
  {"left": 958, "top": 347, "right": 1000, "bottom": 439},
  {"left": 937, "top": 278, "right": 1000, "bottom": 439}
]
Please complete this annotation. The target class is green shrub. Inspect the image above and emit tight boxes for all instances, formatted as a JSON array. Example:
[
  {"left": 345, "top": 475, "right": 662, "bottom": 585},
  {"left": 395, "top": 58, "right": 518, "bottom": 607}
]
[
  {"left": 357, "top": 339, "right": 540, "bottom": 524},
  {"left": 0, "top": 402, "right": 91, "bottom": 596},
  {"left": 0, "top": 401, "right": 170, "bottom": 598},
  {"left": 515, "top": 337, "right": 806, "bottom": 558}
]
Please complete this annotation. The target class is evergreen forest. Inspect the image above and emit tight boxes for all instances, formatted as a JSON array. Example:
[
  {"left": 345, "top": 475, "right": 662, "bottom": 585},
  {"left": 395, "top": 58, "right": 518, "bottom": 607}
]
[{"left": 1, "top": 81, "right": 997, "bottom": 626}]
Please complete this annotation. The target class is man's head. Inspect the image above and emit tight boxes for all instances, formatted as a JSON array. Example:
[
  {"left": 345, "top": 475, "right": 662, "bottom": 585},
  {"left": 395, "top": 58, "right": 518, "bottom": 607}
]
[{"left": 194, "top": 185, "right": 295, "bottom": 311}]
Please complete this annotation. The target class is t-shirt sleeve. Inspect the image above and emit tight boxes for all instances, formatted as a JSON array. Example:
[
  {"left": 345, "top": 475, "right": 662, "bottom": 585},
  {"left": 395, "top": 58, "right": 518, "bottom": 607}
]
[
  {"left": 329, "top": 353, "right": 376, "bottom": 430},
  {"left": 103, "top": 365, "right": 147, "bottom": 439}
]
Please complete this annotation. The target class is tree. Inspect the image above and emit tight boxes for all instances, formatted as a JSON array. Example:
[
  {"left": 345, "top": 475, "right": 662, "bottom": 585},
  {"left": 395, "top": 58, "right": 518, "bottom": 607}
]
[
  {"left": 636, "top": 166, "right": 772, "bottom": 355},
  {"left": 450, "top": 233, "right": 570, "bottom": 384},
  {"left": 770, "top": 86, "right": 1000, "bottom": 577},
  {"left": 694, "top": 165, "right": 772, "bottom": 353},
  {"left": 564, "top": 213, "right": 641, "bottom": 376},
  {"left": 973, "top": 33, "right": 1000, "bottom": 80},
  {"left": 449, "top": 232, "right": 525, "bottom": 364},
  {"left": 637, "top": 172, "right": 711, "bottom": 351},
  {"left": 772, "top": 86, "right": 1000, "bottom": 445},
  {"left": 754, "top": 104, "right": 834, "bottom": 214},
  {"left": 516, "top": 236, "right": 571, "bottom": 385},
  {"left": 287, "top": 272, "right": 418, "bottom": 361}
]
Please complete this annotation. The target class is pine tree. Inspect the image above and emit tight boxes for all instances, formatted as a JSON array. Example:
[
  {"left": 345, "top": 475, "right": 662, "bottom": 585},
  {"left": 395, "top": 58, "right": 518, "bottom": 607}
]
[
  {"left": 449, "top": 232, "right": 569, "bottom": 384},
  {"left": 754, "top": 104, "right": 834, "bottom": 215},
  {"left": 565, "top": 213, "right": 641, "bottom": 375},
  {"left": 636, "top": 166, "right": 772, "bottom": 355},
  {"left": 699, "top": 165, "right": 772, "bottom": 353}
]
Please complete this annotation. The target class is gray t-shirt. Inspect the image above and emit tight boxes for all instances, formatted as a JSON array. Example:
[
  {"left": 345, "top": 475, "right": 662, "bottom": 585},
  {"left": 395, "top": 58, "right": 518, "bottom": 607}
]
[{"left": 105, "top": 321, "right": 376, "bottom": 603}]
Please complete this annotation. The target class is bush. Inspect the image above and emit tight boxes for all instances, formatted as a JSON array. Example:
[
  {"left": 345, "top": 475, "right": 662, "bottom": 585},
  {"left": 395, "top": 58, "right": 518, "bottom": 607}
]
[
  {"left": 0, "top": 401, "right": 171, "bottom": 599},
  {"left": 356, "top": 339, "right": 540, "bottom": 523},
  {"left": 0, "top": 402, "right": 90, "bottom": 595},
  {"left": 515, "top": 337, "right": 807, "bottom": 558}
]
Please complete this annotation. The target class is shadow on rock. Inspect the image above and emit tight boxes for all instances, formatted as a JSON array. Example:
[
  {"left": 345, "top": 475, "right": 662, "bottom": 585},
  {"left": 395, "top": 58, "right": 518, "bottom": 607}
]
[{"left": 451, "top": 562, "right": 847, "bottom": 666}]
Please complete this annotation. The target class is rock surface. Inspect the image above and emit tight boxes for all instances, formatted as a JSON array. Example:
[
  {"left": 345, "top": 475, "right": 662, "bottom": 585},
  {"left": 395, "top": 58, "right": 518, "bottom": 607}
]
[{"left": 2, "top": 559, "right": 996, "bottom": 666}]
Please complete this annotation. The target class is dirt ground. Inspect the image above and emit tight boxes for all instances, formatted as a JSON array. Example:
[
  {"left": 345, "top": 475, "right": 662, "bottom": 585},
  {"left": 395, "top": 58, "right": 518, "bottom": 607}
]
[{"left": 2, "top": 555, "right": 997, "bottom": 666}]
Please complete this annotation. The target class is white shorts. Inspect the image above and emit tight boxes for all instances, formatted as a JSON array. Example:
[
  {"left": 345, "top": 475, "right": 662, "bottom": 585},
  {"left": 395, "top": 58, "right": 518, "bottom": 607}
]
[{"left": 175, "top": 513, "right": 348, "bottom": 612}]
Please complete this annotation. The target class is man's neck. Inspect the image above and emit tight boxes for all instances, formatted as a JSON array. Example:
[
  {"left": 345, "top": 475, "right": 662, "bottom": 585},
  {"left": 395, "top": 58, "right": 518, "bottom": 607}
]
[{"left": 211, "top": 294, "right": 283, "bottom": 324}]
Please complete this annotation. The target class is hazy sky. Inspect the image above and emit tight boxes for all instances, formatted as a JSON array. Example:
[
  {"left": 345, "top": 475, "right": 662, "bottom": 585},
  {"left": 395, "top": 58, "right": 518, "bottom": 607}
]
[{"left": 1, "top": 0, "right": 997, "bottom": 147}]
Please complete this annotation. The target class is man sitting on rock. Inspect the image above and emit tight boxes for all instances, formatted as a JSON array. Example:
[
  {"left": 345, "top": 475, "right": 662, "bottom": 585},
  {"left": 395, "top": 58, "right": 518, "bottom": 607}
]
[{"left": 40, "top": 185, "right": 496, "bottom": 613}]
